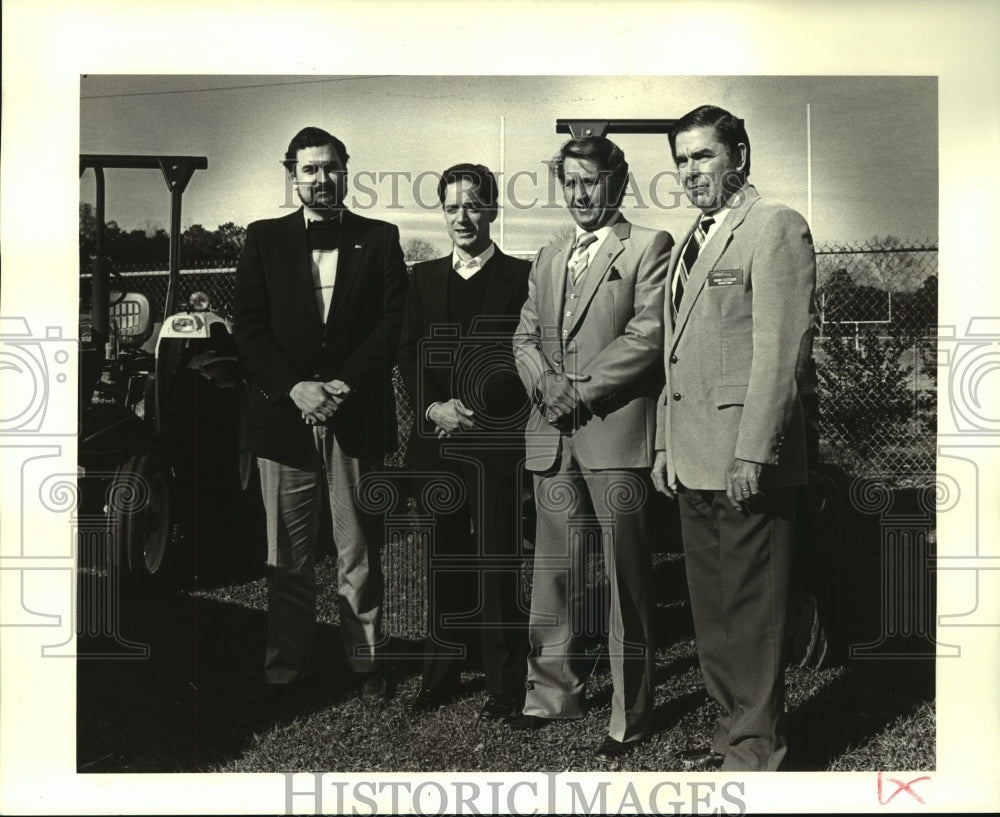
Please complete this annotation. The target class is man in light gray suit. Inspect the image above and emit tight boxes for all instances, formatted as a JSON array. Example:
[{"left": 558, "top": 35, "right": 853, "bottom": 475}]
[
  {"left": 509, "top": 136, "right": 673, "bottom": 762},
  {"left": 653, "top": 105, "right": 816, "bottom": 772}
]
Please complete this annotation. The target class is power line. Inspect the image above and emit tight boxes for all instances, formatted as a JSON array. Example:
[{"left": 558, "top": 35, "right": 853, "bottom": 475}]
[{"left": 81, "top": 75, "right": 394, "bottom": 100}]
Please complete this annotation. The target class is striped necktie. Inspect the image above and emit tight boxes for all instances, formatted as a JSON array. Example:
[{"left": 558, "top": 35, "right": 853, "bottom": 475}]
[
  {"left": 672, "top": 216, "right": 715, "bottom": 317},
  {"left": 568, "top": 232, "right": 598, "bottom": 284}
]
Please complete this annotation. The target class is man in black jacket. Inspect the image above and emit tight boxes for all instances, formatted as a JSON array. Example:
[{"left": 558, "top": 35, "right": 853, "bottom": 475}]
[
  {"left": 234, "top": 126, "right": 407, "bottom": 698},
  {"left": 397, "top": 163, "right": 531, "bottom": 721}
]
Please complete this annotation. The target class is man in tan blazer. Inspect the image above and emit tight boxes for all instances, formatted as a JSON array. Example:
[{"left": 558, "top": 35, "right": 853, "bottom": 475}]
[
  {"left": 652, "top": 105, "right": 816, "bottom": 772},
  {"left": 509, "top": 136, "right": 673, "bottom": 762}
]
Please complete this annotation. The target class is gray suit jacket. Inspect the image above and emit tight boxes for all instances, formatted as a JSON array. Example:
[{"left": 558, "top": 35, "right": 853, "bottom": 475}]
[
  {"left": 655, "top": 184, "right": 816, "bottom": 490},
  {"left": 514, "top": 215, "right": 673, "bottom": 471}
]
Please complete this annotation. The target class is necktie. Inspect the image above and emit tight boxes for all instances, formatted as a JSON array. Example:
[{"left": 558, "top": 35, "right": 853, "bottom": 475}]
[
  {"left": 568, "top": 232, "right": 598, "bottom": 284},
  {"left": 672, "top": 216, "right": 715, "bottom": 316},
  {"left": 307, "top": 218, "right": 340, "bottom": 251}
]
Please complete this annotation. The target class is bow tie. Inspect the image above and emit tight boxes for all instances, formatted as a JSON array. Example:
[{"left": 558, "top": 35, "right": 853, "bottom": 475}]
[{"left": 307, "top": 218, "right": 341, "bottom": 250}]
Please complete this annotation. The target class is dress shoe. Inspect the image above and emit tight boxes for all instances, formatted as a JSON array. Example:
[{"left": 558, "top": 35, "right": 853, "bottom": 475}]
[
  {"left": 595, "top": 735, "right": 639, "bottom": 763},
  {"left": 680, "top": 748, "right": 725, "bottom": 771},
  {"left": 246, "top": 676, "right": 319, "bottom": 711},
  {"left": 357, "top": 670, "right": 387, "bottom": 702},
  {"left": 247, "top": 682, "right": 290, "bottom": 710},
  {"left": 406, "top": 686, "right": 451, "bottom": 713},
  {"left": 477, "top": 693, "right": 522, "bottom": 722},
  {"left": 504, "top": 713, "right": 552, "bottom": 731}
]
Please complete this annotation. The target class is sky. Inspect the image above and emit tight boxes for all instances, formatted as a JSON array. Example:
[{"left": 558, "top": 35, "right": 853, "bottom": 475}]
[{"left": 79, "top": 74, "right": 937, "bottom": 255}]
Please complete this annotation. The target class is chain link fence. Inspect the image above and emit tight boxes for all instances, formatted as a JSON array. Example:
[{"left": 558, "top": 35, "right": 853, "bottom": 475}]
[
  {"left": 91, "top": 261, "right": 238, "bottom": 320},
  {"left": 814, "top": 241, "right": 937, "bottom": 483},
  {"left": 86, "top": 240, "right": 938, "bottom": 482},
  {"left": 84, "top": 260, "right": 416, "bottom": 468}
]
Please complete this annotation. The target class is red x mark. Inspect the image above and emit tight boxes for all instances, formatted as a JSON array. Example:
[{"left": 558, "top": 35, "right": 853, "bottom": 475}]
[{"left": 877, "top": 771, "right": 930, "bottom": 805}]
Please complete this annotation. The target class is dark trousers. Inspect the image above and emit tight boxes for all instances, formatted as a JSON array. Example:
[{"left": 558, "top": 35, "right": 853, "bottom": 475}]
[
  {"left": 420, "top": 460, "right": 530, "bottom": 700},
  {"left": 678, "top": 484, "right": 797, "bottom": 771}
]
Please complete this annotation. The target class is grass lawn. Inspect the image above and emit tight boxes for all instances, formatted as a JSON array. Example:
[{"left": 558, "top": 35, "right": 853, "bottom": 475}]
[{"left": 77, "top": 545, "right": 936, "bottom": 774}]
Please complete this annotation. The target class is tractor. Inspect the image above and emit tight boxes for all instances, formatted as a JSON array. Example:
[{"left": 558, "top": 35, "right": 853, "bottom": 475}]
[{"left": 78, "top": 155, "right": 253, "bottom": 586}]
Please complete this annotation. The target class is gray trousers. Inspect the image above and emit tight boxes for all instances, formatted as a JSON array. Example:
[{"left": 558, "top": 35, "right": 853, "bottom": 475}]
[
  {"left": 678, "top": 485, "right": 796, "bottom": 771},
  {"left": 258, "top": 428, "right": 383, "bottom": 683},
  {"left": 523, "top": 435, "right": 654, "bottom": 743}
]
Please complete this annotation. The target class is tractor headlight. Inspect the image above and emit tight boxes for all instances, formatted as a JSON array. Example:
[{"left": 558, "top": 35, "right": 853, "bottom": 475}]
[
  {"left": 189, "top": 291, "right": 211, "bottom": 312},
  {"left": 169, "top": 314, "right": 205, "bottom": 333}
]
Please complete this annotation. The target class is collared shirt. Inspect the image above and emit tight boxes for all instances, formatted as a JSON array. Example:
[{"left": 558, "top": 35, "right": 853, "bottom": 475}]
[
  {"left": 425, "top": 243, "right": 497, "bottom": 421},
  {"left": 451, "top": 241, "right": 496, "bottom": 280},
  {"left": 669, "top": 194, "right": 739, "bottom": 306},
  {"left": 559, "top": 216, "right": 619, "bottom": 340},
  {"left": 303, "top": 208, "right": 343, "bottom": 320},
  {"left": 572, "top": 215, "right": 618, "bottom": 267},
  {"left": 701, "top": 199, "right": 733, "bottom": 244}
]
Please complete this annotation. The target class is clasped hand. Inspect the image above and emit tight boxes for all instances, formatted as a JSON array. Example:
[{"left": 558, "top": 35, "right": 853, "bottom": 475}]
[
  {"left": 540, "top": 371, "right": 590, "bottom": 430},
  {"left": 429, "top": 398, "right": 475, "bottom": 438},
  {"left": 291, "top": 379, "right": 351, "bottom": 425}
]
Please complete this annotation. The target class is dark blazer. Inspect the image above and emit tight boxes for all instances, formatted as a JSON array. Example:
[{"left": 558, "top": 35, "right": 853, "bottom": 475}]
[
  {"left": 234, "top": 207, "right": 408, "bottom": 468},
  {"left": 397, "top": 248, "right": 531, "bottom": 474}
]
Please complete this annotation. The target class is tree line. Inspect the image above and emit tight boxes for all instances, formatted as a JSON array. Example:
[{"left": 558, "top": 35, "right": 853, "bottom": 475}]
[
  {"left": 80, "top": 204, "right": 443, "bottom": 269},
  {"left": 79, "top": 203, "right": 247, "bottom": 268}
]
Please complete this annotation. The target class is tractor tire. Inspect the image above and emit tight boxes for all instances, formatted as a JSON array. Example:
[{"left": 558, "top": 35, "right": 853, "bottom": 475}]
[
  {"left": 110, "top": 452, "right": 176, "bottom": 584},
  {"left": 788, "top": 590, "right": 830, "bottom": 669},
  {"left": 787, "top": 464, "right": 856, "bottom": 668},
  {"left": 237, "top": 378, "right": 257, "bottom": 494}
]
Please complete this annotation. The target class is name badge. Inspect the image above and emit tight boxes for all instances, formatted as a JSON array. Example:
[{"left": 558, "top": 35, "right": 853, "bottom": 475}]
[{"left": 707, "top": 268, "right": 743, "bottom": 287}]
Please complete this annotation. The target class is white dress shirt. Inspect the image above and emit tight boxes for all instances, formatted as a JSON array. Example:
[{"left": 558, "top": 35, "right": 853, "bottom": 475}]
[
  {"left": 451, "top": 241, "right": 496, "bottom": 280},
  {"left": 304, "top": 209, "right": 342, "bottom": 320}
]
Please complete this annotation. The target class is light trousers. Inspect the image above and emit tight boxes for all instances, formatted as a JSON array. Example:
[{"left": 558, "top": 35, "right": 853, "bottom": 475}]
[
  {"left": 258, "top": 428, "right": 383, "bottom": 683},
  {"left": 523, "top": 434, "right": 654, "bottom": 743}
]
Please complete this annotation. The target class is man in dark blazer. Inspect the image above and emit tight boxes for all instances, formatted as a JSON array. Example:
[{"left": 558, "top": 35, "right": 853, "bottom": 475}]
[
  {"left": 510, "top": 137, "right": 673, "bottom": 762},
  {"left": 234, "top": 126, "right": 407, "bottom": 699},
  {"left": 397, "top": 163, "right": 532, "bottom": 722},
  {"left": 652, "top": 105, "right": 817, "bottom": 771}
]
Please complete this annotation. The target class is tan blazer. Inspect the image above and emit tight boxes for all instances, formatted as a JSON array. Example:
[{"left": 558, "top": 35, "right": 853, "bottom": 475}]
[
  {"left": 515, "top": 215, "right": 673, "bottom": 471},
  {"left": 656, "top": 185, "right": 816, "bottom": 491}
]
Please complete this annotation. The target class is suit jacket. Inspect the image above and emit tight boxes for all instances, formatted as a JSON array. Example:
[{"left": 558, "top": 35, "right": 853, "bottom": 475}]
[
  {"left": 397, "top": 248, "right": 531, "bottom": 474},
  {"left": 655, "top": 184, "right": 816, "bottom": 490},
  {"left": 234, "top": 207, "right": 407, "bottom": 468},
  {"left": 514, "top": 216, "right": 673, "bottom": 471}
]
